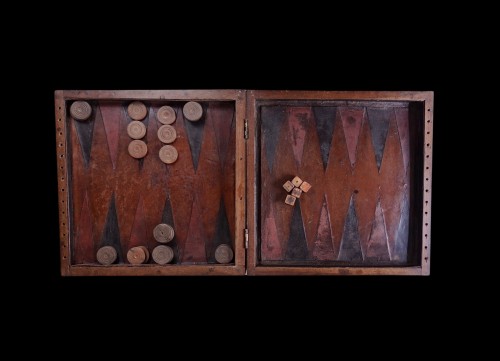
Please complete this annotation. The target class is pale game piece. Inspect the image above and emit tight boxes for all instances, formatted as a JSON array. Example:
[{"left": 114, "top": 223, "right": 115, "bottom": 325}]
[
  {"left": 157, "top": 106, "right": 176, "bottom": 125},
  {"left": 127, "top": 246, "right": 147, "bottom": 264},
  {"left": 300, "top": 181, "right": 312, "bottom": 193},
  {"left": 159, "top": 145, "right": 178, "bottom": 164},
  {"left": 285, "top": 194, "right": 297, "bottom": 206},
  {"left": 70, "top": 101, "right": 92, "bottom": 121},
  {"left": 127, "top": 120, "right": 146, "bottom": 139},
  {"left": 215, "top": 244, "right": 234, "bottom": 264},
  {"left": 153, "top": 223, "right": 175, "bottom": 243},
  {"left": 157, "top": 124, "right": 177, "bottom": 144},
  {"left": 183, "top": 101, "right": 203, "bottom": 121},
  {"left": 128, "top": 140, "right": 148, "bottom": 159},
  {"left": 283, "top": 180, "right": 294, "bottom": 192},
  {"left": 292, "top": 176, "right": 303, "bottom": 187},
  {"left": 96, "top": 246, "right": 117, "bottom": 265},
  {"left": 291, "top": 187, "right": 302, "bottom": 198},
  {"left": 152, "top": 245, "right": 174, "bottom": 265},
  {"left": 127, "top": 101, "right": 147, "bottom": 120}
]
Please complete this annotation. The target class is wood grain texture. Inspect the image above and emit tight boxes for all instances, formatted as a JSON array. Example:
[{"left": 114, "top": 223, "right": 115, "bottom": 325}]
[
  {"left": 311, "top": 197, "right": 334, "bottom": 260},
  {"left": 127, "top": 196, "right": 148, "bottom": 251},
  {"left": 299, "top": 107, "right": 327, "bottom": 253},
  {"left": 57, "top": 89, "right": 431, "bottom": 276},
  {"left": 285, "top": 200, "right": 308, "bottom": 260},
  {"left": 338, "top": 196, "right": 362, "bottom": 261},
  {"left": 312, "top": 106, "right": 336, "bottom": 170},
  {"left": 100, "top": 196, "right": 123, "bottom": 262},
  {"left": 257, "top": 98, "right": 416, "bottom": 267},
  {"left": 324, "top": 115, "right": 352, "bottom": 258},
  {"left": 340, "top": 107, "right": 364, "bottom": 167},
  {"left": 352, "top": 111, "right": 380, "bottom": 258},
  {"left": 66, "top": 97, "right": 239, "bottom": 271},
  {"left": 379, "top": 114, "right": 407, "bottom": 259},
  {"left": 367, "top": 108, "right": 392, "bottom": 171},
  {"left": 88, "top": 106, "right": 115, "bottom": 253},
  {"left": 365, "top": 200, "right": 390, "bottom": 261},
  {"left": 73, "top": 105, "right": 95, "bottom": 168},
  {"left": 73, "top": 192, "right": 94, "bottom": 264},
  {"left": 100, "top": 102, "right": 122, "bottom": 169}
]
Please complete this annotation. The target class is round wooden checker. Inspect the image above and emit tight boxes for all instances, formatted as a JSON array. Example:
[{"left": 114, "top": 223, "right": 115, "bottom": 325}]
[
  {"left": 138, "top": 246, "right": 150, "bottom": 263},
  {"left": 96, "top": 246, "right": 117, "bottom": 265},
  {"left": 183, "top": 101, "right": 203, "bottom": 121},
  {"left": 215, "top": 244, "right": 233, "bottom": 264},
  {"left": 157, "top": 125, "right": 177, "bottom": 144},
  {"left": 153, "top": 223, "right": 175, "bottom": 243},
  {"left": 152, "top": 245, "right": 174, "bottom": 265},
  {"left": 159, "top": 145, "right": 178, "bottom": 164},
  {"left": 127, "top": 101, "right": 147, "bottom": 120},
  {"left": 127, "top": 121, "right": 146, "bottom": 139},
  {"left": 157, "top": 106, "right": 176, "bottom": 125},
  {"left": 128, "top": 140, "right": 148, "bottom": 159},
  {"left": 70, "top": 101, "right": 92, "bottom": 121},
  {"left": 127, "top": 246, "right": 147, "bottom": 264}
]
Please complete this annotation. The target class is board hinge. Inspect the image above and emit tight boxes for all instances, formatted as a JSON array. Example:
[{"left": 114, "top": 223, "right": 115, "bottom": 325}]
[
  {"left": 244, "top": 228, "right": 249, "bottom": 249},
  {"left": 244, "top": 119, "right": 248, "bottom": 139}
]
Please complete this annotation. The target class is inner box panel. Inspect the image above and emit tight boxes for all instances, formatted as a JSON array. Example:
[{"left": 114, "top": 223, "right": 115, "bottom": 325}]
[
  {"left": 68, "top": 100, "right": 236, "bottom": 265},
  {"left": 257, "top": 100, "right": 423, "bottom": 266}
]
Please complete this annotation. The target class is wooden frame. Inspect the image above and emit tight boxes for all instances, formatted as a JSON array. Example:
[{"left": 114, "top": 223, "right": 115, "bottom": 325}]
[
  {"left": 56, "top": 90, "right": 433, "bottom": 276},
  {"left": 246, "top": 91, "right": 433, "bottom": 276},
  {"left": 55, "top": 90, "right": 246, "bottom": 276}
]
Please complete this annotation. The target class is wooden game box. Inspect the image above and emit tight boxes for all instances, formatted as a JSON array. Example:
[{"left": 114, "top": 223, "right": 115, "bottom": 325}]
[{"left": 55, "top": 90, "right": 433, "bottom": 276}]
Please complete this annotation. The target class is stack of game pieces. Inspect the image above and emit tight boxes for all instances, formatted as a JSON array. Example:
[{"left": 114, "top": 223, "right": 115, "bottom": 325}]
[
  {"left": 157, "top": 105, "right": 178, "bottom": 164},
  {"left": 127, "top": 101, "right": 148, "bottom": 159},
  {"left": 152, "top": 223, "right": 175, "bottom": 264}
]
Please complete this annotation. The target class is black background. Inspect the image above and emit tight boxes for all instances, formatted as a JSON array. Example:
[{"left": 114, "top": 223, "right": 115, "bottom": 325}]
[{"left": 23, "top": 27, "right": 460, "bottom": 332}]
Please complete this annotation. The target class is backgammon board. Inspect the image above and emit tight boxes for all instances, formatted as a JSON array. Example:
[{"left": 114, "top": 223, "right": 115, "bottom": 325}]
[{"left": 55, "top": 90, "right": 433, "bottom": 276}]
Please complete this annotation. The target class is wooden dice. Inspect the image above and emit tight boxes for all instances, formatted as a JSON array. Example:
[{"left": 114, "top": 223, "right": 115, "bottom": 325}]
[
  {"left": 291, "top": 187, "right": 302, "bottom": 198},
  {"left": 292, "top": 176, "right": 303, "bottom": 187},
  {"left": 300, "top": 181, "right": 311, "bottom": 193},
  {"left": 283, "top": 180, "right": 294, "bottom": 192},
  {"left": 283, "top": 176, "right": 311, "bottom": 206},
  {"left": 285, "top": 195, "right": 297, "bottom": 206}
]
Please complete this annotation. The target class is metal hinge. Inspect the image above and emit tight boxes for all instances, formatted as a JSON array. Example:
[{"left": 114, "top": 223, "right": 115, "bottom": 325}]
[
  {"left": 244, "top": 228, "right": 249, "bottom": 249},
  {"left": 244, "top": 119, "right": 248, "bottom": 139}
]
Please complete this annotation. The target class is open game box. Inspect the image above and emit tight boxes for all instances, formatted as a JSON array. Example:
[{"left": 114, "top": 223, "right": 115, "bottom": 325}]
[{"left": 55, "top": 90, "right": 433, "bottom": 275}]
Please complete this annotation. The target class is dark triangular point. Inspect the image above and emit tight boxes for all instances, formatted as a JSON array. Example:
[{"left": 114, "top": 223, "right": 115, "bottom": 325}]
[
  {"left": 208, "top": 199, "right": 232, "bottom": 263},
  {"left": 184, "top": 104, "right": 206, "bottom": 172},
  {"left": 261, "top": 106, "right": 285, "bottom": 172},
  {"left": 100, "top": 194, "right": 123, "bottom": 262},
  {"left": 161, "top": 195, "right": 179, "bottom": 263},
  {"left": 73, "top": 103, "right": 96, "bottom": 168},
  {"left": 285, "top": 200, "right": 309, "bottom": 260},
  {"left": 338, "top": 195, "right": 363, "bottom": 262},
  {"left": 367, "top": 108, "right": 391, "bottom": 171},
  {"left": 313, "top": 106, "right": 336, "bottom": 170}
]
